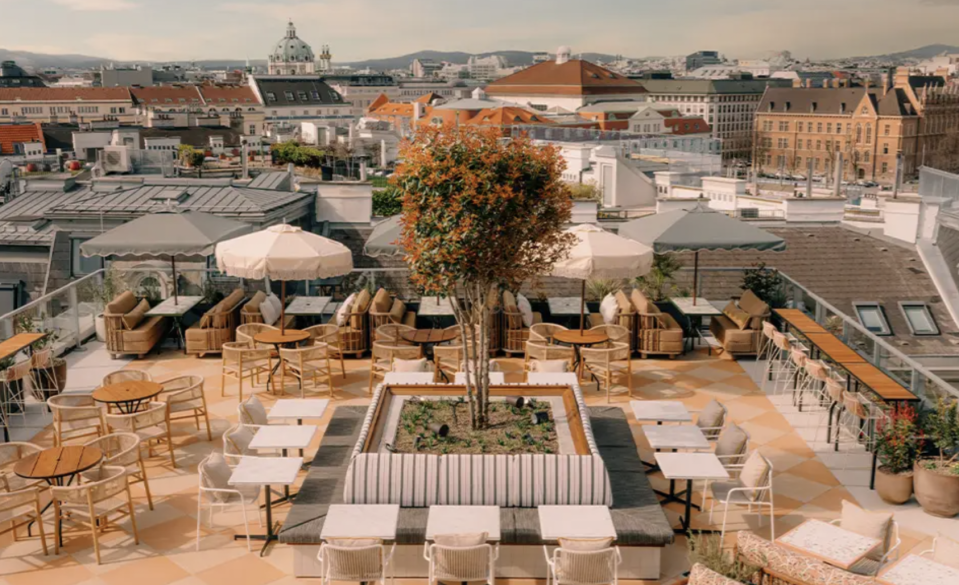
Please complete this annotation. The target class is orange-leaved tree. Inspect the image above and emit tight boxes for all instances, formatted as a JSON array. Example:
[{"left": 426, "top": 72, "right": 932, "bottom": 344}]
[{"left": 393, "top": 124, "right": 574, "bottom": 429}]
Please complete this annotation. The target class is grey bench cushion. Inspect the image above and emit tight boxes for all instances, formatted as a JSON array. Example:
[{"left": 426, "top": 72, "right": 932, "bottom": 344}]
[{"left": 279, "top": 405, "right": 673, "bottom": 547}]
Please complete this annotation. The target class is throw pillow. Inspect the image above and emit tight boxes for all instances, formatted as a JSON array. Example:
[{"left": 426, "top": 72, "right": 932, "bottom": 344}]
[
  {"left": 392, "top": 358, "right": 429, "bottom": 373},
  {"left": 260, "top": 295, "right": 280, "bottom": 326},
  {"left": 244, "top": 290, "right": 266, "bottom": 313},
  {"left": 122, "top": 299, "right": 150, "bottom": 330},
  {"left": 240, "top": 395, "right": 268, "bottom": 425},
  {"left": 335, "top": 293, "right": 356, "bottom": 327},
  {"left": 723, "top": 301, "right": 752, "bottom": 330},
  {"left": 715, "top": 424, "right": 748, "bottom": 461},
  {"left": 516, "top": 293, "right": 534, "bottom": 328},
  {"left": 531, "top": 359, "right": 568, "bottom": 373},
  {"left": 841, "top": 500, "right": 892, "bottom": 561},
  {"left": 600, "top": 294, "right": 619, "bottom": 325},
  {"left": 697, "top": 399, "right": 726, "bottom": 435},
  {"left": 388, "top": 299, "right": 406, "bottom": 324},
  {"left": 434, "top": 532, "right": 488, "bottom": 547},
  {"left": 739, "top": 451, "right": 770, "bottom": 501},
  {"left": 557, "top": 537, "right": 613, "bottom": 551},
  {"left": 200, "top": 452, "right": 233, "bottom": 503}
]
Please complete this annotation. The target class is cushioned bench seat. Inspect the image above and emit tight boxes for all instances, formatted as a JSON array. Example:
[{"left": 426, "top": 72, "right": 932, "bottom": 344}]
[{"left": 279, "top": 405, "right": 673, "bottom": 548}]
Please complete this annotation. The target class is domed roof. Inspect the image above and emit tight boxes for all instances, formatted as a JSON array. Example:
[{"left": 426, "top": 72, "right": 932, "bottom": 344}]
[{"left": 270, "top": 21, "right": 315, "bottom": 63}]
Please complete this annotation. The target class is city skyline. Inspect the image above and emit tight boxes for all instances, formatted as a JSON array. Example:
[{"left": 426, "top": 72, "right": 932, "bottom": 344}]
[{"left": 1, "top": 0, "right": 959, "bottom": 64}]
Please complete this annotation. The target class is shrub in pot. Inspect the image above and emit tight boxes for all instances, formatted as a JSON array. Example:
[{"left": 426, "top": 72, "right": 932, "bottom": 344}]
[
  {"left": 874, "top": 404, "right": 923, "bottom": 505},
  {"left": 915, "top": 399, "right": 959, "bottom": 517},
  {"left": 686, "top": 531, "right": 760, "bottom": 584}
]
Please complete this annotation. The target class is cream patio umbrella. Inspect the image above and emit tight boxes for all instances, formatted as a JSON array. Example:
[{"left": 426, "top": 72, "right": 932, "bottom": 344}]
[
  {"left": 214, "top": 224, "right": 354, "bottom": 333},
  {"left": 550, "top": 224, "right": 654, "bottom": 333}
]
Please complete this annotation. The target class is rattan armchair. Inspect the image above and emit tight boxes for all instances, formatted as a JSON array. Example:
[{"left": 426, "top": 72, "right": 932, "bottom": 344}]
[
  {"left": 104, "top": 402, "right": 176, "bottom": 468},
  {"left": 524, "top": 340, "right": 575, "bottom": 372},
  {"left": 374, "top": 323, "right": 416, "bottom": 345},
  {"left": 85, "top": 432, "right": 154, "bottom": 511},
  {"left": 159, "top": 375, "right": 211, "bottom": 442},
  {"left": 304, "top": 324, "right": 346, "bottom": 378},
  {"left": 236, "top": 323, "right": 279, "bottom": 349},
  {"left": 502, "top": 290, "right": 541, "bottom": 355},
  {"left": 48, "top": 394, "right": 105, "bottom": 446},
  {"left": 337, "top": 288, "right": 373, "bottom": 356},
  {"left": 530, "top": 323, "right": 568, "bottom": 344},
  {"left": 280, "top": 344, "right": 334, "bottom": 398},
  {"left": 433, "top": 344, "right": 464, "bottom": 382},
  {"left": 221, "top": 341, "right": 272, "bottom": 400},
  {"left": 581, "top": 342, "right": 632, "bottom": 402},
  {"left": 369, "top": 341, "right": 423, "bottom": 392}
]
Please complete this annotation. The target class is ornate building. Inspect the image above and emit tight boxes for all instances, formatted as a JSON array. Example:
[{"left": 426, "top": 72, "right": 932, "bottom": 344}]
[{"left": 268, "top": 21, "right": 316, "bottom": 76}]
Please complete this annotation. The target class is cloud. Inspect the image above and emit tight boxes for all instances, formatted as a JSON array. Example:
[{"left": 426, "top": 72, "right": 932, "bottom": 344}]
[
  {"left": 51, "top": 0, "right": 135, "bottom": 10},
  {"left": 920, "top": 0, "right": 959, "bottom": 4}
]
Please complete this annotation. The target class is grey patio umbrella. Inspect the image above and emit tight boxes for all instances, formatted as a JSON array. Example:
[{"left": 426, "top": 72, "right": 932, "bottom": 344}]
[
  {"left": 618, "top": 200, "right": 786, "bottom": 304},
  {"left": 363, "top": 215, "right": 404, "bottom": 257},
  {"left": 81, "top": 210, "right": 252, "bottom": 303}
]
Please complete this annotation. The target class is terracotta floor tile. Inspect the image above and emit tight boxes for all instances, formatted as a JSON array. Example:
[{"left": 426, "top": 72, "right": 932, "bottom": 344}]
[
  {"left": 807, "top": 486, "right": 858, "bottom": 511},
  {"left": 136, "top": 516, "right": 207, "bottom": 553},
  {"left": 785, "top": 458, "right": 841, "bottom": 487},
  {"left": 6, "top": 563, "right": 94, "bottom": 585},
  {"left": 772, "top": 473, "right": 834, "bottom": 504},
  {"left": 100, "top": 556, "right": 189, "bottom": 585},
  {"left": 195, "top": 553, "right": 285, "bottom": 585}
]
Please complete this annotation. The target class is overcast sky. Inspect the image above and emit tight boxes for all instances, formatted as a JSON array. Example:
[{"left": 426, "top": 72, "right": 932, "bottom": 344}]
[{"left": 2, "top": 0, "right": 959, "bottom": 62}]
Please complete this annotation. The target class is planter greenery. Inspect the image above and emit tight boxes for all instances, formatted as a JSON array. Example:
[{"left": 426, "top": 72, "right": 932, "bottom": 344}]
[
  {"left": 741, "top": 262, "right": 787, "bottom": 308},
  {"left": 372, "top": 185, "right": 403, "bottom": 217},
  {"left": 635, "top": 254, "right": 684, "bottom": 302},
  {"left": 874, "top": 404, "right": 923, "bottom": 504},
  {"left": 14, "top": 316, "right": 67, "bottom": 394},
  {"left": 687, "top": 531, "right": 760, "bottom": 584},
  {"left": 915, "top": 399, "right": 959, "bottom": 517},
  {"left": 585, "top": 278, "right": 624, "bottom": 302}
]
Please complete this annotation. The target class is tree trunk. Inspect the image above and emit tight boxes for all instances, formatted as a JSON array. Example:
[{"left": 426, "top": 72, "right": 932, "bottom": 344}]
[{"left": 451, "top": 294, "right": 477, "bottom": 429}]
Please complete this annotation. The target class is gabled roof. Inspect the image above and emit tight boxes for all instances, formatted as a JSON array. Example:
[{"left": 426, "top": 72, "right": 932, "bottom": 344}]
[
  {"left": 198, "top": 85, "right": 258, "bottom": 104},
  {"left": 758, "top": 87, "right": 918, "bottom": 117},
  {"left": 486, "top": 59, "right": 646, "bottom": 97},
  {"left": 877, "top": 88, "right": 917, "bottom": 116},
  {"left": 465, "top": 106, "right": 554, "bottom": 126},
  {"left": 663, "top": 117, "right": 711, "bottom": 135},
  {"left": 0, "top": 122, "right": 44, "bottom": 154},
  {"left": 0, "top": 87, "right": 132, "bottom": 102},
  {"left": 414, "top": 92, "right": 443, "bottom": 104},
  {"left": 130, "top": 86, "right": 203, "bottom": 105},
  {"left": 251, "top": 76, "right": 345, "bottom": 106}
]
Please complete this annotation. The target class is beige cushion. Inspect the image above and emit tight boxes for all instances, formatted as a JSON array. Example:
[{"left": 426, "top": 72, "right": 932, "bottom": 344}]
[
  {"left": 841, "top": 500, "right": 892, "bottom": 561},
  {"left": 531, "top": 359, "right": 568, "bottom": 373},
  {"left": 516, "top": 294, "right": 534, "bottom": 328},
  {"left": 326, "top": 537, "right": 382, "bottom": 547},
  {"left": 392, "top": 358, "right": 429, "bottom": 373},
  {"left": 434, "top": 532, "right": 487, "bottom": 547},
  {"left": 122, "top": 299, "right": 150, "bottom": 330},
  {"left": 557, "top": 537, "right": 613, "bottom": 551},
  {"left": 715, "top": 424, "right": 748, "bottom": 459},
  {"left": 107, "top": 290, "right": 138, "bottom": 315},
  {"left": 630, "top": 289, "right": 658, "bottom": 315},
  {"left": 600, "top": 294, "right": 618, "bottom": 325},
  {"left": 220, "top": 288, "right": 244, "bottom": 312},
  {"left": 389, "top": 299, "right": 406, "bottom": 323},
  {"left": 201, "top": 452, "right": 233, "bottom": 503},
  {"left": 336, "top": 293, "right": 356, "bottom": 327},
  {"left": 351, "top": 289, "right": 372, "bottom": 329},
  {"left": 372, "top": 288, "right": 392, "bottom": 313},
  {"left": 698, "top": 399, "right": 725, "bottom": 431},
  {"left": 933, "top": 534, "right": 959, "bottom": 569},
  {"left": 739, "top": 452, "right": 770, "bottom": 501},
  {"left": 614, "top": 290, "right": 633, "bottom": 314},
  {"left": 260, "top": 295, "right": 280, "bottom": 326},
  {"left": 241, "top": 395, "right": 268, "bottom": 425},
  {"left": 244, "top": 290, "right": 266, "bottom": 313},
  {"left": 502, "top": 290, "right": 517, "bottom": 310},
  {"left": 723, "top": 301, "right": 752, "bottom": 330},
  {"left": 739, "top": 289, "right": 769, "bottom": 316}
]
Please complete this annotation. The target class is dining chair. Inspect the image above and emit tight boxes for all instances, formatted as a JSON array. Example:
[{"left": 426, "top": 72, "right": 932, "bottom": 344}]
[
  {"left": 29, "top": 348, "right": 59, "bottom": 405},
  {"left": 524, "top": 341, "right": 575, "bottom": 373},
  {"left": 919, "top": 534, "right": 959, "bottom": 569},
  {"left": 279, "top": 344, "right": 334, "bottom": 398},
  {"left": 543, "top": 542, "right": 621, "bottom": 585},
  {"left": 701, "top": 424, "right": 751, "bottom": 507},
  {"left": 0, "top": 442, "right": 44, "bottom": 492},
  {"left": 221, "top": 341, "right": 272, "bottom": 400},
  {"left": 104, "top": 402, "right": 176, "bottom": 468},
  {"left": 424, "top": 537, "right": 498, "bottom": 585},
  {"left": 369, "top": 341, "right": 423, "bottom": 393},
  {"left": 694, "top": 399, "right": 727, "bottom": 441},
  {"left": 374, "top": 323, "right": 416, "bottom": 346},
  {"left": 236, "top": 323, "right": 278, "bottom": 349},
  {"left": 707, "top": 451, "right": 775, "bottom": 541},
  {"left": 588, "top": 324, "right": 631, "bottom": 345},
  {"left": 832, "top": 501, "right": 901, "bottom": 576},
  {"left": 51, "top": 465, "right": 139, "bottom": 564},
  {"left": 303, "top": 324, "right": 346, "bottom": 378},
  {"left": 48, "top": 394, "right": 105, "bottom": 446},
  {"left": 581, "top": 342, "right": 632, "bottom": 403},
  {"left": 84, "top": 432, "right": 154, "bottom": 511},
  {"left": 318, "top": 540, "right": 396, "bottom": 585},
  {"left": 196, "top": 452, "right": 261, "bottom": 552},
  {"left": 0, "top": 472, "right": 48, "bottom": 555},
  {"left": 102, "top": 370, "right": 152, "bottom": 386},
  {"left": 223, "top": 423, "right": 258, "bottom": 465},
  {"left": 432, "top": 344, "right": 464, "bottom": 382},
  {"left": 529, "top": 323, "right": 568, "bottom": 344},
  {"left": 237, "top": 394, "right": 270, "bottom": 428},
  {"left": 159, "top": 375, "right": 211, "bottom": 441}
]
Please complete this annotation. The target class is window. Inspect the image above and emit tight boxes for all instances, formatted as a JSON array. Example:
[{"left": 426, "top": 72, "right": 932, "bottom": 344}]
[
  {"left": 836, "top": 123, "right": 842, "bottom": 134},
  {"left": 71, "top": 239, "right": 103, "bottom": 277},
  {"left": 297, "top": 91, "right": 308, "bottom": 101},
  {"left": 883, "top": 144, "right": 889, "bottom": 155},
  {"left": 311, "top": 91, "right": 320, "bottom": 100},
  {"left": 816, "top": 140, "right": 822, "bottom": 150},
  {"left": 266, "top": 92, "right": 276, "bottom": 102},
  {"left": 285, "top": 91, "right": 295, "bottom": 101},
  {"left": 865, "top": 124, "right": 872, "bottom": 144},
  {"left": 797, "top": 122, "right": 804, "bottom": 132},
  {"left": 818, "top": 122, "right": 824, "bottom": 133},
  {"left": 854, "top": 302, "right": 891, "bottom": 335},
  {"left": 884, "top": 124, "right": 890, "bottom": 136},
  {"left": 778, "top": 121, "right": 789, "bottom": 132},
  {"left": 807, "top": 139, "right": 812, "bottom": 150},
  {"left": 797, "top": 156, "right": 803, "bottom": 167},
  {"left": 900, "top": 302, "right": 939, "bottom": 335},
  {"left": 863, "top": 151, "right": 869, "bottom": 163},
  {"left": 0, "top": 108, "right": 7, "bottom": 116},
  {"left": 882, "top": 162, "right": 889, "bottom": 174}
]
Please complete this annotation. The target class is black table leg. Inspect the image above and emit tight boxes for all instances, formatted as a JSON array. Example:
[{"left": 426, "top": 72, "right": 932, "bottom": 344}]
[{"left": 238, "top": 483, "right": 279, "bottom": 556}]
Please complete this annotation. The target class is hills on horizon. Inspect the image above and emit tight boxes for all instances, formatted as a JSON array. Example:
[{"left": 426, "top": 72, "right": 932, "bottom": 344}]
[{"left": 2, "top": 44, "right": 958, "bottom": 73}]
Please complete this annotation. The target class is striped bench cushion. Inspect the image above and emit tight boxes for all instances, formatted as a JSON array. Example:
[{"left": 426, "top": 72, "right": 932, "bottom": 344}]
[
  {"left": 343, "top": 453, "right": 440, "bottom": 507},
  {"left": 438, "top": 454, "right": 515, "bottom": 506},
  {"left": 514, "top": 454, "right": 613, "bottom": 507}
]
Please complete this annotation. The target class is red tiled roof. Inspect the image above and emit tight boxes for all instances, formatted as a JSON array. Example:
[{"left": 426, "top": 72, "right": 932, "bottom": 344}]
[
  {"left": 131, "top": 86, "right": 203, "bottom": 105},
  {"left": 487, "top": 59, "right": 646, "bottom": 97},
  {"left": 465, "top": 106, "right": 555, "bottom": 126},
  {"left": 198, "top": 85, "right": 258, "bottom": 104},
  {"left": 415, "top": 92, "right": 442, "bottom": 104},
  {"left": 0, "top": 123, "right": 45, "bottom": 154},
  {"left": 664, "top": 117, "right": 711, "bottom": 135},
  {"left": 0, "top": 87, "right": 132, "bottom": 102}
]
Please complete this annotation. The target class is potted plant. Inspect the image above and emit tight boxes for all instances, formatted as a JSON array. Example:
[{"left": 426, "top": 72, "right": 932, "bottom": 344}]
[
  {"left": 686, "top": 531, "right": 760, "bottom": 584},
  {"left": 635, "top": 254, "right": 684, "bottom": 304},
  {"left": 914, "top": 398, "right": 959, "bottom": 517},
  {"left": 79, "top": 266, "right": 128, "bottom": 342},
  {"left": 874, "top": 404, "right": 923, "bottom": 504}
]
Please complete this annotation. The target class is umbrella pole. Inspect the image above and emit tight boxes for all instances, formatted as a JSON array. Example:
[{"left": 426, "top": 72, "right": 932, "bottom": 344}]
[
  {"left": 171, "top": 256, "right": 179, "bottom": 304},
  {"left": 692, "top": 251, "right": 699, "bottom": 305},
  {"left": 281, "top": 281, "right": 286, "bottom": 335},
  {"left": 580, "top": 280, "right": 586, "bottom": 334}
]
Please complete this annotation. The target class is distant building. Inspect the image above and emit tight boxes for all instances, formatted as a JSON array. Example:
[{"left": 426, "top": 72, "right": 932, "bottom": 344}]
[
  {"left": 467, "top": 55, "right": 509, "bottom": 81},
  {"left": 323, "top": 74, "right": 399, "bottom": 111},
  {"left": 410, "top": 58, "right": 443, "bottom": 79},
  {"left": 0, "top": 87, "right": 135, "bottom": 124},
  {"left": 0, "top": 61, "right": 45, "bottom": 88},
  {"left": 248, "top": 75, "right": 353, "bottom": 135},
  {"left": 268, "top": 21, "right": 316, "bottom": 76},
  {"left": 686, "top": 51, "right": 722, "bottom": 72},
  {"left": 100, "top": 65, "right": 153, "bottom": 88},
  {"left": 0, "top": 122, "right": 45, "bottom": 157}
]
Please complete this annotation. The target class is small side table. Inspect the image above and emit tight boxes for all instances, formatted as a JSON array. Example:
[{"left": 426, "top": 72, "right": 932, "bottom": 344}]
[
  {"left": 630, "top": 400, "right": 693, "bottom": 425},
  {"left": 538, "top": 505, "right": 616, "bottom": 542},
  {"left": 250, "top": 425, "right": 317, "bottom": 501},
  {"left": 321, "top": 504, "right": 401, "bottom": 541},
  {"left": 552, "top": 329, "right": 609, "bottom": 379},
  {"left": 285, "top": 297, "right": 332, "bottom": 326},
  {"left": 777, "top": 519, "right": 881, "bottom": 570},
  {"left": 427, "top": 505, "right": 501, "bottom": 541},
  {"left": 93, "top": 380, "right": 163, "bottom": 414},
  {"left": 229, "top": 456, "right": 302, "bottom": 556},
  {"left": 654, "top": 452, "right": 729, "bottom": 534},
  {"left": 877, "top": 553, "right": 959, "bottom": 585}
]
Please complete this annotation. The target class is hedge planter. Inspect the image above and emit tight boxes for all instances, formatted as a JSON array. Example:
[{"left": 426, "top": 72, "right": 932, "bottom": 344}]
[
  {"left": 875, "top": 467, "right": 913, "bottom": 505},
  {"left": 914, "top": 461, "right": 959, "bottom": 517}
]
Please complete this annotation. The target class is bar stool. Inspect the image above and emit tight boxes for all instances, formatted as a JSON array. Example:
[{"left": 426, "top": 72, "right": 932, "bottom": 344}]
[
  {"left": 823, "top": 377, "right": 846, "bottom": 445},
  {"left": 796, "top": 359, "right": 832, "bottom": 413},
  {"left": 761, "top": 331, "right": 792, "bottom": 393},
  {"left": 758, "top": 321, "right": 779, "bottom": 363}
]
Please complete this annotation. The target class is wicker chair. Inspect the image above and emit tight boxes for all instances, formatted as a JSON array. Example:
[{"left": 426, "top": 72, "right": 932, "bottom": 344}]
[
  {"left": 280, "top": 344, "right": 334, "bottom": 398},
  {"left": 29, "top": 348, "right": 59, "bottom": 403},
  {"left": 48, "top": 394, "right": 105, "bottom": 446},
  {"left": 530, "top": 323, "right": 568, "bottom": 344},
  {"left": 185, "top": 288, "right": 246, "bottom": 357},
  {"left": 501, "top": 290, "right": 541, "bottom": 355},
  {"left": 304, "top": 324, "right": 346, "bottom": 378},
  {"left": 374, "top": 323, "right": 416, "bottom": 345},
  {"left": 159, "top": 375, "right": 211, "bottom": 441},
  {"left": 591, "top": 290, "right": 636, "bottom": 347},
  {"left": 102, "top": 370, "right": 152, "bottom": 386},
  {"left": 104, "top": 402, "right": 176, "bottom": 468},
  {"left": 581, "top": 342, "right": 632, "bottom": 403},
  {"left": 239, "top": 290, "right": 294, "bottom": 328},
  {"left": 544, "top": 543, "right": 621, "bottom": 585},
  {"left": 102, "top": 291, "right": 168, "bottom": 359},
  {"left": 589, "top": 324, "right": 630, "bottom": 345},
  {"left": 369, "top": 342, "right": 423, "bottom": 392},
  {"left": 221, "top": 342, "right": 272, "bottom": 400},
  {"left": 337, "top": 288, "right": 374, "bottom": 357},
  {"left": 85, "top": 432, "right": 154, "bottom": 511},
  {"left": 524, "top": 340, "right": 575, "bottom": 372},
  {"left": 236, "top": 323, "right": 279, "bottom": 349},
  {"left": 369, "top": 288, "right": 417, "bottom": 329},
  {"left": 318, "top": 540, "right": 395, "bottom": 585},
  {"left": 433, "top": 344, "right": 465, "bottom": 382},
  {"left": 0, "top": 468, "right": 47, "bottom": 555},
  {"left": 631, "top": 289, "right": 685, "bottom": 359},
  {"left": 1, "top": 360, "right": 31, "bottom": 426},
  {"left": 0, "top": 442, "right": 44, "bottom": 492},
  {"left": 424, "top": 541, "right": 498, "bottom": 585},
  {"left": 52, "top": 465, "right": 139, "bottom": 564}
]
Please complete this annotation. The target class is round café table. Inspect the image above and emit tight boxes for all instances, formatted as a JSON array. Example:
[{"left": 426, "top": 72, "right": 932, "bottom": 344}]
[
  {"left": 15, "top": 445, "right": 103, "bottom": 546},
  {"left": 551, "top": 329, "right": 609, "bottom": 380},
  {"left": 401, "top": 329, "right": 460, "bottom": 381},
  {"left": 254, "top": 329, "right": 312, "bottom": 392},
  {"left": 93, "top": 380, "right": 164, "bottom": 414}
]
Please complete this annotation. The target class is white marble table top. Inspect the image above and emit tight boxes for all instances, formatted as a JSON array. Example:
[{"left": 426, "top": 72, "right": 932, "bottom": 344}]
[
  {"left": 525, "top": 373, "right": 579, "bottom": 386},
  {"left": 643, "top": 425, "right": 710, "bottom": 450},
  {"left": 548, "top": 297, "right": 589, "bottom": 316},
  {"left": 538, "top": 505, "right": 616, "bottom": 542},
  {"left": 878, "top": 554, "right": 959, "bottom": 585},
  {"left": 145, "top": 296, "right": 203, "bottom": 317},
  {"left": 322, "top": 504, "right": 401, "bottom": 541},
  {"left": 285, "top": 296, "right": 332, "bottom": 316},
  {"left": 384, "top": 372, "right": 436, "bottom": 385},
  {"left": 427, "top": 505, "right": 501, "bottom": 541},
  {"left": 777, "top": 519, "right": 881, "bottom": 570},
  {"left": 655, "top": 452, "right": 729, "bottom": 481},
  {"left": 229, "top": 456, "right": 302, "bottom": 486},
  {"left": 630, "top": 400, "right": 693, "bottom": 423},
  {"left": 249, "top": 425, "right": 317, "bottom": 450},
  {"left": 419, "top": 296, "right": 455, "bottom": 316},
  {"left": 455, "top": 372, "right": 505, "bottom": 385},
  {"left": 267, "top": 399, "right": 329, "bottom": 421},
  {"left": 670, "top": 297, "right": 723, "bottom": 316}
]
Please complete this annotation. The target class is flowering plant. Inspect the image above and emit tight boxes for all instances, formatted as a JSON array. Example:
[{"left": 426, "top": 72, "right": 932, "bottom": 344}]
[{"left": 875, "top": 404, "right": 924, "bottom": 474}]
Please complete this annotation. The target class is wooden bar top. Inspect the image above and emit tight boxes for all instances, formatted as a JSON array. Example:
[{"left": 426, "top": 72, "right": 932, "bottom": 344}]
[
  {"left": 0, "top": 332, "right": 49, "bottom": 362},
  {"left": 844, "top": 362, "right": 919, "bottom": 402},
  {"left": 774, "top": 309, "right": 829, "bottom": 335},
  {"left": 804, "top": 333, "right": 868, "bottom": 364}
]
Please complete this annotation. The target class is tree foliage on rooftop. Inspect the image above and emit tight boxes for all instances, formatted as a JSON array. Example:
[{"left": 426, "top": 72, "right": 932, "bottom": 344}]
[
  {"left": 272, "top": 141, "right": 328, "bottom": 168},
  {"left": 393, "top": 124, "right": 575, "bottom": 429}
]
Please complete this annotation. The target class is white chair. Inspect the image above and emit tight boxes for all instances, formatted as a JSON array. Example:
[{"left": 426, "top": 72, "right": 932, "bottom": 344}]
[
  {"left": 701, "top": 424, "right": 751, "bottom": 506},
  {"left": 318, "top": 540, "right": 396, "bottom": 585},
  {"left": 237, "top": 394, "right": 270, "bottom": 428},
  {"left": 51, "top": 465, "right": 139, "bottom": 564},
  {"left": 543, "top": 543, "right": 621, "bottom": 585},
  {"left": 48, "top": 394, "right": 105, "bottom": 446},
  {"left": 919, "top": 534, "right": 959, "bottom": 569},
  {"left": 196, "top": 452, "right": 261, "bottom": 552},
  {"left": 223, "top": 423, "right": 258, "bottom": 465},
  {"left": 757, "top": 320, "right": 779, "bottom": 363},
  {"left": 85, "top": 432, "right": 154, "bottom": 511},
  {"left": 29, "top": 348, "right": 58, "bottom": 405},
  {"left": 424, "top": 537, "right": 498, "bottom": 585},
  {"left": 831, "top": 505, "right": 901, "bottom": 576},
  {"left": 707, "top": 451, "right": 775, "bottom": 540},
  {"left": 104, "top": 402, "right": 176, "bottom": 468},
  {"left": 160, "top": 375, "right": 212, "bottom": 442}
]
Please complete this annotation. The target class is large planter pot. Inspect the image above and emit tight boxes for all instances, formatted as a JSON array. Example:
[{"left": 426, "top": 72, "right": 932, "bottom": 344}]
[
  {"left": 875, "top": 466, "right": 913, "bottom": 505},
  {"left": 914, "top": 460, "right": 959, "bottom": 517},
  {"left": 95, "top": 314, "right": 106, "bottom": 342}
]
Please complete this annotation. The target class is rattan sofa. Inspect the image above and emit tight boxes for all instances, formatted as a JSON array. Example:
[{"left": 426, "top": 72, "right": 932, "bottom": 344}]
[
  {"left": 709, "top": 289, "right": 770, "bottom": 356},
  {"left": 239, "top": 290, "right": 295, "bottom": 329},
  {"left": 103, "top": 291, "right": 169, "bottom": 359},
  {"left": 368, "top": 288, "right": 417, "bottom": 329},
  {"left": 185, "top": 288, "right": 245, "bottom": 357},
  {"left": 630, "top": 289, "right": 684, "bottom": 359}
]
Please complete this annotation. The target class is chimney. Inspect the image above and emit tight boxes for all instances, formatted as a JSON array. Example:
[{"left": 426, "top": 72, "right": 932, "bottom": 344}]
[
  {"left": 413, "top": 101, "right": 424, "bottom": 121},
  {"left": 241, "top": 139, "right": 249, "bottom": 180}
]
